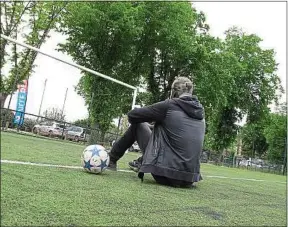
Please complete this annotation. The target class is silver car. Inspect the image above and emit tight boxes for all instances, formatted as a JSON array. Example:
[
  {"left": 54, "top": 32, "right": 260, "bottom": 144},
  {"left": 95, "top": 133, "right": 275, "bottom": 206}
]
[
  {"left": 64, "top": 126, "right": 90, "bottom": 142},
  {"left": 32, "top": 121, "right": 65, "bottom": 138}
]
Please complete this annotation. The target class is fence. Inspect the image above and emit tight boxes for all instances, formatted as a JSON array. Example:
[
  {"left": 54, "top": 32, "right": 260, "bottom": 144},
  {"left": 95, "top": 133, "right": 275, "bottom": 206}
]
[
  {"left": 2, "top": 107, "right": 286, "bottom": 175},
  {"left": 234, "top": 157, "right": 286, "bottom": 175},
  {"left": 201, "top": 151, "right": 286, "bottom": 176},
  {"left": 1, "top": 107, "right": 120, "bottom": 148}
]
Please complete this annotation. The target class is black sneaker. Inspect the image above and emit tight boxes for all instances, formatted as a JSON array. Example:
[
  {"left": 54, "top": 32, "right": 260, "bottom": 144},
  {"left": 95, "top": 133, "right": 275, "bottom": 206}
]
[
  {"left": 128, "top": 157, "right": 142, "bottom": 172},
  {"left": 107, "top": 160, "right": 117, "bottom": 171},
  {"left": 107, "top": 152, "right": 117, "bottom": 171}
]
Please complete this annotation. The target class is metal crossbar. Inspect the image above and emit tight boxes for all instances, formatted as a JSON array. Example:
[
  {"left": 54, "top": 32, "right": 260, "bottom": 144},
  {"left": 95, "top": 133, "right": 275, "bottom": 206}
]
[{"left": 0, "top": 34, "right": 138, "bottom": 109}]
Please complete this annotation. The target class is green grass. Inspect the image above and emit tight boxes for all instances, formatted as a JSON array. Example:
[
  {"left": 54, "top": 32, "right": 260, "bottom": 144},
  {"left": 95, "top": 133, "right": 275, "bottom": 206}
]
[{"left": 1, "top": 132, "right": 287, "bottom": 226}]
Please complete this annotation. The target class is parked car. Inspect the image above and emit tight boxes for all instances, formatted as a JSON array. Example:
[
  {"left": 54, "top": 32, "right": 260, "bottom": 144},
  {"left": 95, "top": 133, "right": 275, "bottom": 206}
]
[
  {"left": 200, "top": 151, "right": 208, "bottom": 163},
  {"left": 32, "top": 121, "right": 65, "bottom": 138},
  {"left": 239, "top": 158, "right": 264, "bottom": 169},
  {"left": 128, "top": 142, "right": 141, "bottom": 152},
  {"left": 64, "top": 126, "right": 90, "bottom": 142}
]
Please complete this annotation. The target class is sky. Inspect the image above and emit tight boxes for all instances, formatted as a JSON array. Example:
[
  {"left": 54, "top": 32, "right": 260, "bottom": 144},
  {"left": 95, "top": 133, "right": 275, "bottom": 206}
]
[{"left": 4, "top": 1, "right": 287, "bottom": 122}]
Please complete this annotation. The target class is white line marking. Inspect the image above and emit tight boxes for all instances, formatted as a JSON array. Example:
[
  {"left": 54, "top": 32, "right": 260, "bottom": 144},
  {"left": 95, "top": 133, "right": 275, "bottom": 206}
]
[
  {"left": 201, "top": 175, "right": 286, "bottom": 184},
  {"left": 1, "top": 160, "right": 286, "bottom": 184},
  {"left": 1, "top": 160, "right": 83, "bottom": 169},
  {"left": 0, "top": 159, "right": 133, "bottom": 173},
  {"left": 205, "top": 175, "right": 265, "bottom": 182}
]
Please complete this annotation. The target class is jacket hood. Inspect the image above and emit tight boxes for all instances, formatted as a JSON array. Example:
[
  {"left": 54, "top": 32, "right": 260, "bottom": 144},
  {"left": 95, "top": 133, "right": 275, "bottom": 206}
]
[{"left": 173, "top": 94, "right": 204, "bottom": 120}]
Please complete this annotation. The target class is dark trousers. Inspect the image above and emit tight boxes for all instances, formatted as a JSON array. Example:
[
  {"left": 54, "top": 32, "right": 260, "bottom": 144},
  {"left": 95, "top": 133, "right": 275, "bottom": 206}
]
[
  {"left": 110, "top": 123, "right": 192, "bottom": 188},
  {"left": 109, "top": 123, "right": 152, "bottom": 161}
]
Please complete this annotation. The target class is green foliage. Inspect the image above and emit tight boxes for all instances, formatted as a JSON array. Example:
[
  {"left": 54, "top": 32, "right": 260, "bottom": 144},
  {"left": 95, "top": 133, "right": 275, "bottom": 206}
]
[
  {"left": 224, "top": 28, "right": 281, "bottom": 119},
  {"left": 264, "top": 111, "right": 287, "bottom": 164},
  {"left": 241, "top": 123, "right": 269, "bottom": 158},
  {"left": 204, "top": 27, "right": 282, "bottom": 152},
  {"left": 1, "top": 109, "right": 14, "bottom": 127},
  {"left": 133, "top": 2, "right": 208, "bottom": 103},
  {"left": 0, "top": 1, "right": 68, "bottom": 98},
  {"left": 21, "top": 117, "right": 37, "bottom": 132},
  {"left": 58, "top": 3, "right": 282, "bottom": 152},
  {"left": 58, "top": 2, "right": 145, "bottom": 134},
  {"left": 207, "top": 107, "right": 241, "bottom": 153},
  {"left": 73, "top": 118, "right": 89, "bottom": 128},
  {"left": 241, "top": 103, "right": 286, "bottom": 164}
]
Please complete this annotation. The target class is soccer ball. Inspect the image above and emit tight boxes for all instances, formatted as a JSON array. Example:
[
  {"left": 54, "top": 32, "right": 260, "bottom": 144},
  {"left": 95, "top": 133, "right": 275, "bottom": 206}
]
[{"left": 81, "top": 144, "right": 110, "bottom": 174}]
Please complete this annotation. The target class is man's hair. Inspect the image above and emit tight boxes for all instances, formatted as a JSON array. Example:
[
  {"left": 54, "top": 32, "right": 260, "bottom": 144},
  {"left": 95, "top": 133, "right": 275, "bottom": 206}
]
[{"left": 170, "top": 77, "right": 193, "bottom": 98}]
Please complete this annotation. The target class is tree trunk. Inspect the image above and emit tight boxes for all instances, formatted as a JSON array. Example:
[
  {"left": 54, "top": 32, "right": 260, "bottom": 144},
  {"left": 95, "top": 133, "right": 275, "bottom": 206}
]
[
  {"left": 218, "top": 149, "right": 225, "bottom": 164},
  {"left": 0, "top": 93, "right": 8, "bottom": 109},
  {"left": 116, "top": 115, "right": 122, "bottom": 140},
  {"left": 100, "top": 131, "right": 106, "bottom": 146},
  {"left": 88, "top": 122, "right": 100, "bottom": 145}
]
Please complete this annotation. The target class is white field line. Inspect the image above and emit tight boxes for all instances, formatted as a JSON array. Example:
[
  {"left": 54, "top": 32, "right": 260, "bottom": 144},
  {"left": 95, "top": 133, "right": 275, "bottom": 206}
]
[
  {"left": 1, "top": 159, "right": 286, "bottom": 184},
  {"left": 0, "top": 159, "right": 132, "bottom": 173}
]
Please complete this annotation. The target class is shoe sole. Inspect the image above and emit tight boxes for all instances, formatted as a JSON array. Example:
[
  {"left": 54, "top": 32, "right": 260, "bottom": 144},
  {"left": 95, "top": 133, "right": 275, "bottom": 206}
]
[
  {"left": 107, "top": 167, "right": 117, "bottom": 171},
  {"left": 128, "top": 164, "right": 139, "bottom": 172}
]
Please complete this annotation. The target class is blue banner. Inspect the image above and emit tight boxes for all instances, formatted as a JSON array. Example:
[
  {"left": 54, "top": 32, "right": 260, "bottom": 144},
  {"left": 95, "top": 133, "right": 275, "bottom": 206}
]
[{"left": 14, "top": 80, "right": 28, "bottom": 125}]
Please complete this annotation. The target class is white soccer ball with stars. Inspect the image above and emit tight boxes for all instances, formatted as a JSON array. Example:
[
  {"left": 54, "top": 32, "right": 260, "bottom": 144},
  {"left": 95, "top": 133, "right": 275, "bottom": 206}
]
[{"left": 81, "top": 144, "right": 110, "bottom": 174}]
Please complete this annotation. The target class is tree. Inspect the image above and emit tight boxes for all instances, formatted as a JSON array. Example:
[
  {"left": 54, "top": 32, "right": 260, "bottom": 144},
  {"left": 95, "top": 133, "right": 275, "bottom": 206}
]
[
  {"left": 275, "top": 102, "right": 287, "bottom": 115},
  {"left": 204, "top": 27, "right": 282, "bottom": 154},
  {"left": 58, "top": 2, "right": 146, "bottom": 142},
  {"left": 264, "top": 106, "right": 287, "bottom": 164},
  {"left": 73, "top": 118, "right": 89, "bottom": 128},
  {"left": 0, "top": 1, "right": 68, "bottom": 107},
  {"left": 42, "top": 107, "right": 65, "bottom": 122},
  {"left": 21, "top": 117, "right": 37, "bottom": 132},
  {"left": 241, "top": 122, "right": 269, "bottom": 158},
  {"left": 223, "top": 27, "right": 282, "bottom": 116},
  {"left": 207, "top": 108, "right": 241, "bottom": 156},
  {"left": 134, "top": 3, "right": 210, "bottom": 104},
  {"left": 58, "top": 3, "right": 282, "bottom": 151},
  {"left": 1, "top": 109, "right": 14, "bottom": 128},
  {"left": 58, "top": 2, "right": 212, "bottom": 142}
]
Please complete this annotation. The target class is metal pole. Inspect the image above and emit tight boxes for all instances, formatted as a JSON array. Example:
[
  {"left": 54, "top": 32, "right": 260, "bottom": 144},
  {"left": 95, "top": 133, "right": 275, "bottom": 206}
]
[
  {"left": 1, "top": 34, "right": 137, "bottom": 90},
  {"left": 37, "top": 79, "right": 47, "bottom": 121},
  {"left": 132, "top": 88, "right": 138, "bottom": 109},
  {"left": 61, "top": 88, "right": 68, "bottom": 120},
  {"left": 59, "top": 88, "right": 68, "bottom": 138}
]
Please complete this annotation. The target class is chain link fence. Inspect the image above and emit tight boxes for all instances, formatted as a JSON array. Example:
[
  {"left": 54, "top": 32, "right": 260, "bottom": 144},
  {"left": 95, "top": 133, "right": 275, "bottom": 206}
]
[
  {"left": 200, "top": 150, "right": 286, "bottom": 176},
  {"left": 2, "top": 107, "right": 286, "bottom": 175},
  {"left": 1, "top": 107, "right": 119, "bottom": 148}
]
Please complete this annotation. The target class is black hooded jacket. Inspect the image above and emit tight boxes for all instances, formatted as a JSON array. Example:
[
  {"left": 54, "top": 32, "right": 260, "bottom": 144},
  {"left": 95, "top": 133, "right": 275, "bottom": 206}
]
[{"left": 127, "top": 94, "right": 205, "bottom": 183}]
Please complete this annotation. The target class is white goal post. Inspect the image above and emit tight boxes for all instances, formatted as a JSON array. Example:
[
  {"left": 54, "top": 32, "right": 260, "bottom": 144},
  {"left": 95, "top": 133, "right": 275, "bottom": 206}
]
[{"left": 0, "top": 34, "right": 138, "bottom": 110}]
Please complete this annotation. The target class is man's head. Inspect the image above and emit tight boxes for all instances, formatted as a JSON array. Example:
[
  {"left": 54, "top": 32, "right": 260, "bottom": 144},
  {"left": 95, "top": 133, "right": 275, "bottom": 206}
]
[{"left": 170, "top": 77, "right": 193, "bottom": 98}]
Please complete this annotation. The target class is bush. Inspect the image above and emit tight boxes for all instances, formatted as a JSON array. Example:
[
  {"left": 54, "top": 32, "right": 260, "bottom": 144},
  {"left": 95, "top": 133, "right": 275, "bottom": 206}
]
[
  {"left": 20, "top": 118, "right": 38, "bottom": 132},
  {"left": 1, "top": 109, "right": 14, "bottom": 128}
]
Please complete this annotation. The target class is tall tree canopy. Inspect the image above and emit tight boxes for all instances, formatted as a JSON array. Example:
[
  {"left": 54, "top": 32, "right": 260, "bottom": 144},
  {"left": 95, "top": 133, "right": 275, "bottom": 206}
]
[
  {"left": 58, "top": 2, "right": 283, "bottom": 149},
  {"left": 264, "top": 104, "right": 287, "bottom": 164},
  {"left": 204, "top": 27, "right": 282, "bottom": 153},
  {"left": 58, "top": 2, "right": 209, "bottom": 138}
]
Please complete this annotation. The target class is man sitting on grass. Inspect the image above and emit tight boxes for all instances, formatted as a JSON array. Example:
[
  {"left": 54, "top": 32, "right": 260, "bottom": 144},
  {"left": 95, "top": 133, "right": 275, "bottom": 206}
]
[{"left": 108, "top": 77, "right": 205, "bottom": 188}]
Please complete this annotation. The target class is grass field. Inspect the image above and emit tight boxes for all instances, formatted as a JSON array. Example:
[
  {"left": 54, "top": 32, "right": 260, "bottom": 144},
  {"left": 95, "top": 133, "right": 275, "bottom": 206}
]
[{"left": 1, "top": 132, "right": 287, "bottom": 226}]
